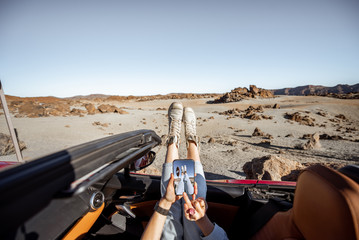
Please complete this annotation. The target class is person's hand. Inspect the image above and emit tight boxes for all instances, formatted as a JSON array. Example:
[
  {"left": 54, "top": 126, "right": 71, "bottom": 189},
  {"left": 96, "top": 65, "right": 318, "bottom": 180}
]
[
  {"left": 163, "top": 173, "right": 182, "bottom": 204},
  {"left": 183, "top": 183, "right": 208, "bottom": 221}
]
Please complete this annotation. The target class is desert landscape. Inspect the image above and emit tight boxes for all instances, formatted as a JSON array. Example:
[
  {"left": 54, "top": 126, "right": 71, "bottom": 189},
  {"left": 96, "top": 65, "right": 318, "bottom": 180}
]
[{"left": 1, "top": 84, "right": 358, "bottom": 181}]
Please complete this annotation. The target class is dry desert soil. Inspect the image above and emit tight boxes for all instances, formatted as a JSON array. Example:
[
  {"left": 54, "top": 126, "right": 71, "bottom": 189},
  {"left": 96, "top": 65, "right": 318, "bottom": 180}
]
[{"left": 1, "top": 95, "right": 359, "bottom": 180}]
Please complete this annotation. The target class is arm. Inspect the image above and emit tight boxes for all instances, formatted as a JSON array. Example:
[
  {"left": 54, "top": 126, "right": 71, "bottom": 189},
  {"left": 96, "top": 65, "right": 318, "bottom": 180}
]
[
  {"left": 183, "top": 193, "right": 228, "bottom": 239},
  {"left": 140, "top": 198, "right": 172, "bottom": 240},
  {"left": 141, "top": 174, "right": 180, "bottom": 240},
  {"left": 183, "top": 193, "right": 214, "bottom": 236},
  {"left": 195, "top": 214, "right": 214, "bottom": 236}
]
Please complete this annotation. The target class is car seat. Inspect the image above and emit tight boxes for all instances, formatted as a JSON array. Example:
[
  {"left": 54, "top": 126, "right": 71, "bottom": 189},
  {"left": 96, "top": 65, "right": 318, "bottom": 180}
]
[{"left": 251, "top": 164, "right": 359, "bottom": 240}]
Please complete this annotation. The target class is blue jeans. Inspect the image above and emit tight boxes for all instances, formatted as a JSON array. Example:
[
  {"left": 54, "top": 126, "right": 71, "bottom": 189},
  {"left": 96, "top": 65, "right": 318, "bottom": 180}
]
[{"left": 160, "top": 161, "right": 207, "bottom": 240}]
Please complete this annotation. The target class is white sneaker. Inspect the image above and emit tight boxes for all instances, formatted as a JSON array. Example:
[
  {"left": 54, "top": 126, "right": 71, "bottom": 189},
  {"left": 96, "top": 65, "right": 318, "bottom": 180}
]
[
  {"left": 166, "top": 102, "right": 183, "bottom": 147},
  {"left": 183, "top": 107, "right": 199, "bottom": 148}
]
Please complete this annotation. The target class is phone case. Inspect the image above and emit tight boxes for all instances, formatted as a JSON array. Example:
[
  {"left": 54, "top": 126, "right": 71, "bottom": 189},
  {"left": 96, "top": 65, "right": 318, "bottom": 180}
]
[{"left": 173, "top": 159, "right": 195, "bottom": 196}]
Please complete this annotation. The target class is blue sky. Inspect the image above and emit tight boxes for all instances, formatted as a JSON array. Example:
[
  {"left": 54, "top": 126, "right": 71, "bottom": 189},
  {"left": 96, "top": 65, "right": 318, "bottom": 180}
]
[{"left": 1, "top": 0, "right": 358, "bottom": 97}]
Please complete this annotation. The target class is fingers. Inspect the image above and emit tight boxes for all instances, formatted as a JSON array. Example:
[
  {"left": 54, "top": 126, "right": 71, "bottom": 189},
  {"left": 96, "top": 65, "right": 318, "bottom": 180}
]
[
  {"left": 193, "top": 200, "right": 201, "bottom": 211},
  {"left": 192, "top": 182, "right": 198, "bottom": 200},
  {"left": 184, "top": 202, "right": 189, "bottom": 211},
  {"left": 183, "top": 192, "right": 197, "bottom": 221},
  {"left": 197, "top": 197, "right": 208, "bottom": 211},
  {"left": 183, "top": 192, "right": 192, "bottom": 206},
  {"left": 165, "top": 173, "right": 174, "bottom": 192},
  {"left": 184, "top": 202, "right": 196, "bottom": 221},
  {"left": 164, "top": 174, "right": 177, "bottom": 203},
  {"left": 168, "top": 173, "right": 174, "bottom": 185}
]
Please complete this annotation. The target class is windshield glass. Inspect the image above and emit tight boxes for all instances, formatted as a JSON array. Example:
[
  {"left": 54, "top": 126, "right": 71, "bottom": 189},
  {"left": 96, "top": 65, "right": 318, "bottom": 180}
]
[
  {"left": 0, "top": 103, "right": 19, "bottom": 163},
  {"left": 1, "top": 1, "right": 358, "bottom": 181},
  {"left": 2, "top": 91, "right": 358, "bottom": 181}
]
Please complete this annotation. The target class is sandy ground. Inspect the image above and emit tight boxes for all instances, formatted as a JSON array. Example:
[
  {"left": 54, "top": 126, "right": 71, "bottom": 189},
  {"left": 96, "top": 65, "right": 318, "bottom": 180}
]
[{"left": 1, "top": 96, "right": 359, "bottom": 180}]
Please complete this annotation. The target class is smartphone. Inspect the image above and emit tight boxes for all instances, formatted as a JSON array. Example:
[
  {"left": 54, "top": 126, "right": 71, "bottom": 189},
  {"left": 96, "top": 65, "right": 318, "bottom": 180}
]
[{"left": 173, "top": 159, "right": 195, "bottom": 196}]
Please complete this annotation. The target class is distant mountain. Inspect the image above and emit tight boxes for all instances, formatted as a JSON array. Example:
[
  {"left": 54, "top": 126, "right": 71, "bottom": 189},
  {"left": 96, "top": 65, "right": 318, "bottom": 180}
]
[
  {"left": 66, "top": 94, "right": 111, "bottom": 100},
  {"left": 272, "top": 84, "right": 359, "bottom": 96}
]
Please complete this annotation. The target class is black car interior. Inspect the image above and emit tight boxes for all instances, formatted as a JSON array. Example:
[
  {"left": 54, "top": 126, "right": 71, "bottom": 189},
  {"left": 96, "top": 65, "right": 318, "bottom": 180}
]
[{"left": 0, "top": 130, "right": 358, "bottom": 240}]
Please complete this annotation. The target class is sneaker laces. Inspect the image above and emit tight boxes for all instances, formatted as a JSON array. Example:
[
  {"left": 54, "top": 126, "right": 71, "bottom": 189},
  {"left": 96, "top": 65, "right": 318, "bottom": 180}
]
[
  {"left": 184, "top": 119, "right": 196, "bottom": 138},
  {"left": 169, "top": 118, "right": 181, "bottom": 137}
]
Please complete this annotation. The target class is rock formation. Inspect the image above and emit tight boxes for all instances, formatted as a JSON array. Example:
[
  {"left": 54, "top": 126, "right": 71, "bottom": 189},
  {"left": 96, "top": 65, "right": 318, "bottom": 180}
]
[
  {"left": 272, "top": 83, "right": 359, "bottom": 99},
  {"left": 219, "top": 105, "right": 273, "bottom": 120},
  {"left": 0, "top": 133, "right": 26, "bottom": 156},
  {"left": 296, "top": 133, "right": 321, "bottom": 150},
  {"left": 242, "top": 155, "right": 304, "bottom": 181},
  {"left": 15, "top": 101, "right": 71, "bottom": 118},
  {"left": 319, "top": 134, "right": 344, "bottom": 140},
  {"left": 243, "top": 155, "right": 348, "bottom": 181},
  {"left": 97, "top": 104, "right": 129, "bottom": 114},
  {"left": 252, "top": 127, "right": 273, "bottom": 139},
  {"left": 285, "top": 112, "right": 315, "bottom": 126},
  {"left": 70, "top": 108, "right": 87, "bottom": 116},
  {"left": 213, "top": 85, "right": 274, "bottom": 103},
  {"left": 84, "top": 103, "right": 97, "bottom": 115}
]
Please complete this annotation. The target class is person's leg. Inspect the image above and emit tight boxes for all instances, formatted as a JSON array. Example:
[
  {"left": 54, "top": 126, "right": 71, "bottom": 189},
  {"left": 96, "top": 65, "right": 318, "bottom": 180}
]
[
  {"left": 161, "top": 102, "right": 182, "bottom": 195},
  {"left": 183, "top": 108, "right": 206, "bottom": 198},
  {"left": 182, "top": 107, "right": 207, "bottom": 240},
  {"left": 184, "top": 173, "right": 194, "bottom": 195},
  {"left": 161, "top": 162, "right": 183, "bottom": 240},
  {"left": 176, "top": 174, "right": 185, "bottom": 195},
  {"left": 161, "top": 143, "right": 179, "bottom": 195},
  {"left": 187, "top": 141, "right": 200, "bottom": 162},
  {"left": 160, "top": 102, "right": 183, "bottom": 240}
]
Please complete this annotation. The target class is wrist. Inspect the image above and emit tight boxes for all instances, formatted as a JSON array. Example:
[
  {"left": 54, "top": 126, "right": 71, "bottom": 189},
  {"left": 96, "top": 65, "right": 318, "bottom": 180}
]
[
  {"left": 196, "top": 214, "right": 209, "bottom": 224},
  {"left": 195, "top": 214, "right": 215, "bottom": 237},
  {"left": 159, "top": 197, "right": 172, "bottom": 210}
]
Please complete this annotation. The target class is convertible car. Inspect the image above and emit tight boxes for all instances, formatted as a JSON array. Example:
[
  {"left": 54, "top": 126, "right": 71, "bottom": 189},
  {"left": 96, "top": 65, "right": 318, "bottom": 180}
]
[{"left": 0, "top": 129, "right": 358, "bottom": 240}]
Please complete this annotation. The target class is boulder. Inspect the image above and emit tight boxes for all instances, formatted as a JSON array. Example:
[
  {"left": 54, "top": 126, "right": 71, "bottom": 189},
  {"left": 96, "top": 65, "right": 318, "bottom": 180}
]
[
  {"left": 17, "top": 102, "right": 47, "bottom": 118},
  {"left": 259, "top": 89, "right": 275, "bottom": 98},
  {"left": 0, "top": 133, "right": 26, "bottom": 156},
  {"left": 232, "top": 87, "right": 249, "bottom": 94},
  {"left": 44, "top": 102, "right": 71, "bottom": 116},
  {"left": 8, "top": 100, "right": 23, "bottom": 113},
  {"left": 250, "top": 85, "right": 259, "bottom": 95},
  {"left": 117, "top": 109, "right": 129, "bottom": 114},
  {"left": 219, "top": 105, "right": 273, "bottom": 121},
  {"left": 252, "top": 127, "right": 264, "bottom": 137},
  {"left": 84, "top": 103, "right": 97, "bottom": 115},
  {"left": 252, "top": 127, "right": 273, "bottom": 139},
  {"left": 317, "top": 111, "right": 327, "bottom": 117},
  {"left": 98, "top": 104, "right": 129, "bottom": 114},
  {"left": 243, "top": 155, "right": 304, "bottom": 181},
  {"left": 92, "top": 121, "right": 109, "bottom": 127},
  {"left": 70, "top": 108, "right": 87, "bottom": 116},
  {"left": 285, "top": 112, "right": 315, "bottom": 126},
  {"left": 208, "top": 137, "right": 216, "bottom": 144},
  {"left": 335, "top": 114, "right": 347, "bottom": 120},
  {"left": 319, "top": 134, "right": 344, "bottom": 140},
  {"left": 273, "top": 103, "right": 280, "bottom": 109},
  {"left": 16, "top": 101, "right": 72, "bottom": 117},
  {"left": 213, "top": 85, "right": 274, "bottom": 103},
  {"left": 297, "top": 133, "right": 321, "bottom": 150},
  {"left": 98, "top": 104, "right": 116, "bottom": 113}
]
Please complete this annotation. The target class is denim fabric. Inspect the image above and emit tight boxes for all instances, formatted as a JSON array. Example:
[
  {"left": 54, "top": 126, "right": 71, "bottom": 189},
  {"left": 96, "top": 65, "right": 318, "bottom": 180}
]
[{"left": 161, "top": 161, "right": 227, "bottom": 240}]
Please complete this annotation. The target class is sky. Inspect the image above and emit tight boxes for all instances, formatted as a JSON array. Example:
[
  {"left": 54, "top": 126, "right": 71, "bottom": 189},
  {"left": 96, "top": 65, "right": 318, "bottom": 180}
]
[{"left": 0, "top": 0, "right": 358, "bottom": 97}]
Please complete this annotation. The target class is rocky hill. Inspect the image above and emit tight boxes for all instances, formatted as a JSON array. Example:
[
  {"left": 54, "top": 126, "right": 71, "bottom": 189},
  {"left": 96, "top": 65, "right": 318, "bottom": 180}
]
[
  {"left": 1, "top": 93, "right": 221, "bottom": 118},
  {"left": 272, "top": 84, "right": 359, "bottom": 96},
  {"left": 211, "top": 85, "right": 274, "bottom": 103}
]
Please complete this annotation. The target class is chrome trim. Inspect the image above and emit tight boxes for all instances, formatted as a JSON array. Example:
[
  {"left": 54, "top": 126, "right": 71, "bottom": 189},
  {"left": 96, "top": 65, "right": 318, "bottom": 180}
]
[{"left": 90, "top": 191, "right": 104, "bottom": 210}]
